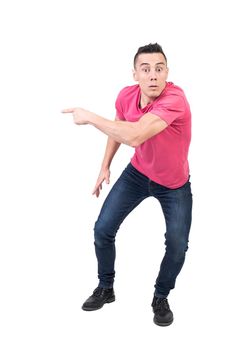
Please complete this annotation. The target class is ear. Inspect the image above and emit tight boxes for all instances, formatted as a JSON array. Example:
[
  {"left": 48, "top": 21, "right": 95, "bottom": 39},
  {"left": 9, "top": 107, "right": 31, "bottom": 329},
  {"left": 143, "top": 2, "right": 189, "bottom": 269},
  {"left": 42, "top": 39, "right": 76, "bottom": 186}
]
[
  {"left": 166, "top": 66, "right": 169, "bottom": 78},
  {"left": 132, "top": 69, "right": 138, "bottom": 82}
]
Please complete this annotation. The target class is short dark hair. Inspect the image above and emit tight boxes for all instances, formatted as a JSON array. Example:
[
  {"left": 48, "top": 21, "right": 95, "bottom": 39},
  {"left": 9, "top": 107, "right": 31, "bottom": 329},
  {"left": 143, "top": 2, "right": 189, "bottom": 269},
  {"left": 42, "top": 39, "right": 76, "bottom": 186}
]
[{"left": 133, "top": 43, "right": 167, "bottom": 68}]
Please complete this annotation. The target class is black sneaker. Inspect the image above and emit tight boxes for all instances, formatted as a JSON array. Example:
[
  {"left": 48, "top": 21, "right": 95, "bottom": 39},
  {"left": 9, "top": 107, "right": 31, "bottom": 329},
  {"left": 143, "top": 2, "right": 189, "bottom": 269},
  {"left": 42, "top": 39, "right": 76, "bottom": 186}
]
[
  {"left": 82, "top": 287, "right": 115, "bottom": 311},
  {"left": 151, "top": 296, "right": 174, "bottom": 326}
]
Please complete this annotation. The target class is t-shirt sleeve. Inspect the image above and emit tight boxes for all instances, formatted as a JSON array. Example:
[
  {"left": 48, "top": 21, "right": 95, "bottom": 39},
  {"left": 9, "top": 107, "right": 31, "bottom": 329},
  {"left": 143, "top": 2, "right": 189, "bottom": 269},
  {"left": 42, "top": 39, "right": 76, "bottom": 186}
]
[
  {"left": 150, "top": 94, "right": 185, "bottom": 125},
  {"left": 115, "top": 90, "right": 126, "bottom": 120}
]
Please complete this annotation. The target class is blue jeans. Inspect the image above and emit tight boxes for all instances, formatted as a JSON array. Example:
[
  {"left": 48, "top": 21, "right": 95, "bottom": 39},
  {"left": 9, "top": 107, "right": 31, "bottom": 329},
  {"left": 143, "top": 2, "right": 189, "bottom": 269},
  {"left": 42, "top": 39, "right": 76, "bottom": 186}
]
[{"left": 94, "top": 163, "right": 192, "bottom": 298}]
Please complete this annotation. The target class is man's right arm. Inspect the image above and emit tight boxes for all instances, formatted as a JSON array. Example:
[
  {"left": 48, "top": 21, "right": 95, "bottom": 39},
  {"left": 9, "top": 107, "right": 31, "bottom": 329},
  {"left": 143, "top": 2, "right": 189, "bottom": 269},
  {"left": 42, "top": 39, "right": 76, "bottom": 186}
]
[{"left": 92, "top": 116, "right": 121, "bottom": 197}]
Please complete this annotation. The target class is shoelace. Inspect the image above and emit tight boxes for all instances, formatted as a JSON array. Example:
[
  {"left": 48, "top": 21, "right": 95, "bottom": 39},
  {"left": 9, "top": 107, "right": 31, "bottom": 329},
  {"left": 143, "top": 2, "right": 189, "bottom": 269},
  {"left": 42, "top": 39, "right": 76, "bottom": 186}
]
[
  {"left": 93, "top": 288, "right": 103, "bottom": 297},
  {"left": 153, "top": 298, "right": 170, "bottom": 311}
]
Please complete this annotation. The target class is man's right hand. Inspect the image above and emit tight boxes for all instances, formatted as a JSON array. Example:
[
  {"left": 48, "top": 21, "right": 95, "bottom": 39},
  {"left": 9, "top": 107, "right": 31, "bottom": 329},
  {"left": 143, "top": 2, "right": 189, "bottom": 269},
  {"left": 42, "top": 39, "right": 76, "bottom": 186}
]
[{"left": 92, "top": 168, "right": 110, "bottom": 198}]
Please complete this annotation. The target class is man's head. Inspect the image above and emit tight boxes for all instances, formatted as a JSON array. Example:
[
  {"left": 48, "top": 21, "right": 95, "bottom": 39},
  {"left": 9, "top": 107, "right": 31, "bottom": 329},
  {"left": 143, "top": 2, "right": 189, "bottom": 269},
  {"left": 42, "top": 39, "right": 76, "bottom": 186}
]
[{"left": 133, "top": 43, "right": 169, "bottom": 103}]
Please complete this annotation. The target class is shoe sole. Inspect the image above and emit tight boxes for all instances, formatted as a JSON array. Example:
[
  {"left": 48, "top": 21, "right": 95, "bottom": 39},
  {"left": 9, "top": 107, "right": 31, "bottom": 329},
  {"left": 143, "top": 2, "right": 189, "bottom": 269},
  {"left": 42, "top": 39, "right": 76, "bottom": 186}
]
[
  {"left": 153, "top": 318, "right": 174, "bottom": 327},
  {"left": 82, "top": 296, "right": 115, "bottom": 311}
]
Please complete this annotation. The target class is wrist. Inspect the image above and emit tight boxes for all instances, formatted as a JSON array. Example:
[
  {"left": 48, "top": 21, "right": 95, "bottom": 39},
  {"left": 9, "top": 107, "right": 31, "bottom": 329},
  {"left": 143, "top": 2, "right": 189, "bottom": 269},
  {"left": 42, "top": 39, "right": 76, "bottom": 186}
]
[
  {"left": 87, "top": 111, "right": 99, "bottom": 126},
  {"left": 101, "top": 163, "right": 110, "bottom": 171},
  {"left": 84, "top": 110, "right": 95, "bottom": 124}
]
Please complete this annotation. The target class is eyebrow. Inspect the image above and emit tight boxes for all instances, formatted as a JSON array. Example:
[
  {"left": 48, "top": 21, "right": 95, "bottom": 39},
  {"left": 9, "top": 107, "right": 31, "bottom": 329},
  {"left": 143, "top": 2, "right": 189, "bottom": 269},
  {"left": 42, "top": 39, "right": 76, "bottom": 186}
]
[{"left": 139, "top": 62, "right": 166, "bottom": 67}]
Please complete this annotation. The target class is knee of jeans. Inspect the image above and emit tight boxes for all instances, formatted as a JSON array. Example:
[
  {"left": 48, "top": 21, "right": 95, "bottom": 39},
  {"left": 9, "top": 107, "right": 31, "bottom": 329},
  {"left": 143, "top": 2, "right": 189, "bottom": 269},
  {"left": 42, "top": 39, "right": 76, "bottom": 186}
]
[
  {"left": 165, "top": 237, "right": 189, "bottom": 261},
  {"left": 94, "top": 219, "right": 116, "bottom": 248}
]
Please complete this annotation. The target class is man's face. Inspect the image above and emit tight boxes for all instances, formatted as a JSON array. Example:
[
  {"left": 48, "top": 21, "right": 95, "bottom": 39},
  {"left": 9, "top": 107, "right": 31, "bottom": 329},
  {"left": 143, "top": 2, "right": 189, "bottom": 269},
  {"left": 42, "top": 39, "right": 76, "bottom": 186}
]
[{"left": 133, "top": 53, "right": 168, "bottom": 102}]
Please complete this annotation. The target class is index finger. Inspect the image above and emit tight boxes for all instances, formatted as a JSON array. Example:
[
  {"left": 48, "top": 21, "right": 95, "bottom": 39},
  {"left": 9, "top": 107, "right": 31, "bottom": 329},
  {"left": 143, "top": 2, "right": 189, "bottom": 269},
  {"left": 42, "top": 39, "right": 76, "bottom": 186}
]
[{"left": 61, "top": 108, "right": 75, "bottom": 113}]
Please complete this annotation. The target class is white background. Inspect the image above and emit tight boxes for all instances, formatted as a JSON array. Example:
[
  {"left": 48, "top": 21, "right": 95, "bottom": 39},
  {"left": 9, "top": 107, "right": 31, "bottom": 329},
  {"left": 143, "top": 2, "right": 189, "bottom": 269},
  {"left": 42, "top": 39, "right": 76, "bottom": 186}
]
[{"left": 0, "top": 0, "right": 234, "bottom": 349}]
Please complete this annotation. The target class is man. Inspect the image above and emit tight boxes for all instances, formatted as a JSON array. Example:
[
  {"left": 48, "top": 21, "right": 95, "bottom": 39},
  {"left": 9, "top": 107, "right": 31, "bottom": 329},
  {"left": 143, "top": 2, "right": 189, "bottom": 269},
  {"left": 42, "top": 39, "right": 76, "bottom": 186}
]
[{"left": 62, "top": 43, "right": 192, "bottom": 326}]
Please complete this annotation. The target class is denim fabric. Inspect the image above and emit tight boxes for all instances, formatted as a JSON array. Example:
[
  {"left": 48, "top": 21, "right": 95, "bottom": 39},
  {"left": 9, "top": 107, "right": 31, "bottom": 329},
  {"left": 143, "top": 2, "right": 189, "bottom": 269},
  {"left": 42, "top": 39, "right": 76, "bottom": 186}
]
[{"left": 94, "top": 163, "right": 192, "bottom": 298}]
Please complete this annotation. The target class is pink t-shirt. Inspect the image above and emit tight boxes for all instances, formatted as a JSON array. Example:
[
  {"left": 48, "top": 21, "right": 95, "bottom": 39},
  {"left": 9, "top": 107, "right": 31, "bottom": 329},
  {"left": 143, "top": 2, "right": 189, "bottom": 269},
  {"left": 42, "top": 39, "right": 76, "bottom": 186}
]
[{"left": 115, "top": 82, "right": 191, "bottom": 189}]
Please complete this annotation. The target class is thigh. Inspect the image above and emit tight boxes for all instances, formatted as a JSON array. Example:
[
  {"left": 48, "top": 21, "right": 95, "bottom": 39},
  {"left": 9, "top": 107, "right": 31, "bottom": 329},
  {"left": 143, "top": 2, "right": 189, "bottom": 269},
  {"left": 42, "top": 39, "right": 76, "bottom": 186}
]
[
  {"left": 96, "top": 164, "right": 149, "bottom": 230},
  {"left": 157, "top": 181, "right": 193, "bottom": 241}
]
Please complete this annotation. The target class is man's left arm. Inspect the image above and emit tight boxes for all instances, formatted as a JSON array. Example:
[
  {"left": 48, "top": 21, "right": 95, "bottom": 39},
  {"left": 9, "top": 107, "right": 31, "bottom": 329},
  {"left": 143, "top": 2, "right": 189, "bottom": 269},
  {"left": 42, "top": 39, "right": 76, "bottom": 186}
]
[{"left": 62, "top": 108, "right": 168, "bottom": 147}]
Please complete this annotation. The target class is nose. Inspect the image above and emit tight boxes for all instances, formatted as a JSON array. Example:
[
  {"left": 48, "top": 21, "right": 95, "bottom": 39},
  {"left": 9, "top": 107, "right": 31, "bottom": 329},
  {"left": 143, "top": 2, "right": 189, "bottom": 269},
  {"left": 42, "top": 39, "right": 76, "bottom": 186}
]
[{"left": 150, "top": 70, "right": 157, "bottom": 80}]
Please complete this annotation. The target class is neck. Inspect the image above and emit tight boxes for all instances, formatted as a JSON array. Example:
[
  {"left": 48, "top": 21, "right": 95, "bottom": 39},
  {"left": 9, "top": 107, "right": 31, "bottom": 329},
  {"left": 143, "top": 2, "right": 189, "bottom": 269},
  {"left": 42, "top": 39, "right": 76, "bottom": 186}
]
[
  {"left": 140, "top": 94, "right": 155, "bottom": 109},
  {"left": 140, "top": 82, "right": 167, "bottom": 108}
]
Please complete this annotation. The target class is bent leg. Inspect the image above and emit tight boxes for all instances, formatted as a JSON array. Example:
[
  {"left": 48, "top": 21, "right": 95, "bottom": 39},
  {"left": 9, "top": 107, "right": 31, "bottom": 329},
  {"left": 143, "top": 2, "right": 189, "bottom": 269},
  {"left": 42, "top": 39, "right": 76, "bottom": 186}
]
[{"left": 94, "top": 163, "right": 149, "bottom": 288}]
